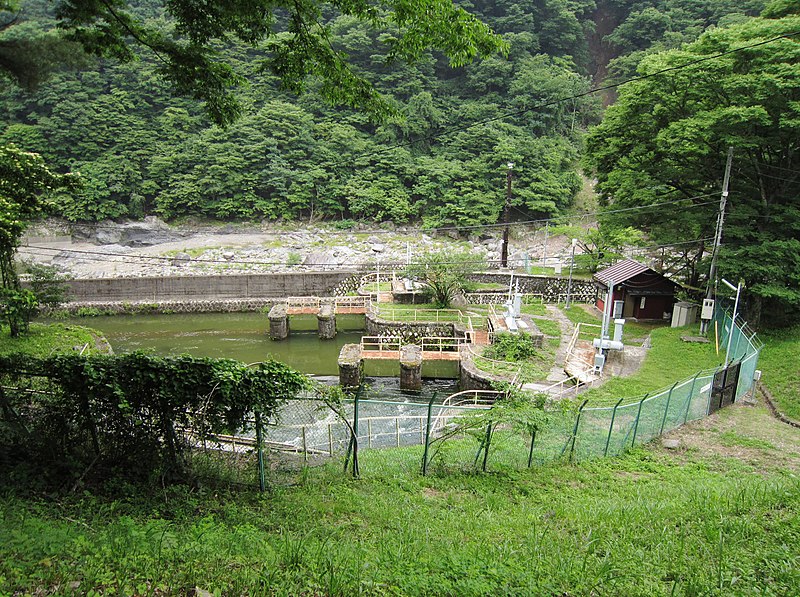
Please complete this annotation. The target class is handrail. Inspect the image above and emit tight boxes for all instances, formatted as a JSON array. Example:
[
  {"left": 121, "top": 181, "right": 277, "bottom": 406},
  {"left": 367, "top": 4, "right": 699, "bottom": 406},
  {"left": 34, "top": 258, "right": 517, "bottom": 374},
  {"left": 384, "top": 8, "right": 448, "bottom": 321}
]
[
  {"left": 431, "top": 390, "right": 498, "bottom": 433},
  {"left": 285, "top": 295, "right": 370, "bottom": 312},
  {"left": 564, "top": 322, "right": 602, "bottom": 365},
  {"left": 463, "top": 343, "right": 523, "bottom": 381},
  {"left": 361, "top": 336, "right": 469, "bottom": 353}
]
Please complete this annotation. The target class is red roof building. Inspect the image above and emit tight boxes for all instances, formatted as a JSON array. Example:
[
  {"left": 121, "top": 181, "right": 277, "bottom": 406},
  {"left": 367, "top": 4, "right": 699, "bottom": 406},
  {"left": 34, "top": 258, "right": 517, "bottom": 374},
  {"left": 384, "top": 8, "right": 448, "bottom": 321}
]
[{"left": 593, "top": 259, "right": 680, "bottom": 320}]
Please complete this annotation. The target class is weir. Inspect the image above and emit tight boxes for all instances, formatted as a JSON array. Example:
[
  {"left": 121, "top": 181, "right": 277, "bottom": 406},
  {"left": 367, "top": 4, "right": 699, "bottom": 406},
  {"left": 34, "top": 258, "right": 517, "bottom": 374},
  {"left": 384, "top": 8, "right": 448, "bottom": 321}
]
[{"left": 271, "top": 296, "right": 370, "bottom": 340}]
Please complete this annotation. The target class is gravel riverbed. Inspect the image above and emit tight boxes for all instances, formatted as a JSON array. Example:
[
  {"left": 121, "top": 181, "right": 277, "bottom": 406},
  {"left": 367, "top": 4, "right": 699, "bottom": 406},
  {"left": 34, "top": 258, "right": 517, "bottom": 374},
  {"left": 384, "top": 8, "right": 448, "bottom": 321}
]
[{"left": 18, "top": 218, "right": 574, "bottom": 279}]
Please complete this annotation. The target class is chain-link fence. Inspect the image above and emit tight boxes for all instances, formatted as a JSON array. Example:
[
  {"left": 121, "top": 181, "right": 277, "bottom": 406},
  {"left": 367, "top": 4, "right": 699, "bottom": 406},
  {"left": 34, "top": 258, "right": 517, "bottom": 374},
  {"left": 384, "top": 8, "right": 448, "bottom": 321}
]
[
  {"left": 1, "top": 309, "right": 760, "bottom": 488},
  {"left": 239, "top": 307, "right": 761, "bottom": 482}
]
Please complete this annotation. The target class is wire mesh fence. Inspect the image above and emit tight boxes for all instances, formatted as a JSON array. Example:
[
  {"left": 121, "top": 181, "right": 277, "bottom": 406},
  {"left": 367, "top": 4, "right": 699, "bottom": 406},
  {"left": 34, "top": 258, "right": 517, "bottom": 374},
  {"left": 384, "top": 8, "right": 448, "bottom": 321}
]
[
  {"left": 235, "top": 307, "right": 761, "bottom": 483},
  {"left": 0, "top": 309, "right": 760, "bottom": 489}
]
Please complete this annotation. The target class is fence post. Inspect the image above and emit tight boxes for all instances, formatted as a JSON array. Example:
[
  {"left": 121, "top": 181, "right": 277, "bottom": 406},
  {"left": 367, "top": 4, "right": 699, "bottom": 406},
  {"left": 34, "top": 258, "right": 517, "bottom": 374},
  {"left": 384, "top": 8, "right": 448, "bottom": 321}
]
[
  {"left": 561, "top": 400, "right": 588, "bottom": 460},
  {"left": 328, "top": 423, "right": 333, "bottom": 456},
  {"left": 396, "top": 418, "right": 400, "bottom": 447},
  {"left": 255, "top": 410, "right": 266, "bottom": 492},
  {"left": 527, "top": 429, "right": 537, "bottom": 468},
  {"left": 604, "top": 398, "right": 625, "bottom": 457},
  {"left": 344, "top": 388, "right": 361, "bottom": 477},
  {"left": 302, "top": 427, "right": 308, "bottom": 464},
  {"left": 481, "top": 424, "right": 493, "bottom": 472},
  {"left": 568, "top": 400, "right": 589, "bottom": 462},
  {"left": 684, "top": 371, "right": 702, "bottom": 424},
  {"left": 630, "top": 394, "right": 648, "bottom": 447},
  {"left": 421, "top": 393, "right": 437, "bottom": 476},
  {"left": 659, "top": 381, "right": 679, "bottom": 435},
  {"left": 733, "top": 323, "right": 744, "bottom": 361}
]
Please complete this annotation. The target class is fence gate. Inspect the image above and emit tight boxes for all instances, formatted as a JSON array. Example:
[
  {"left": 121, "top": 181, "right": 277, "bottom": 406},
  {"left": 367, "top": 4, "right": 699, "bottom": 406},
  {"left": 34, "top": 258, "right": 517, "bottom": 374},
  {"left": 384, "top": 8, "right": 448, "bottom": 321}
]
[{"left": 709, "top": 362, "right": 741, "bottom": 414}]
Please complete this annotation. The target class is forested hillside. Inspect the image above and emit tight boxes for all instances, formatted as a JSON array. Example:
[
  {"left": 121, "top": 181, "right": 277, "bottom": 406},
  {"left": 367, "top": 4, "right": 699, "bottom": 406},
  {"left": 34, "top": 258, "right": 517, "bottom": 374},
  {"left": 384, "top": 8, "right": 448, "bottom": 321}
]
[{"left": 0, "top": 0, "right": 764, "bottom": 226}]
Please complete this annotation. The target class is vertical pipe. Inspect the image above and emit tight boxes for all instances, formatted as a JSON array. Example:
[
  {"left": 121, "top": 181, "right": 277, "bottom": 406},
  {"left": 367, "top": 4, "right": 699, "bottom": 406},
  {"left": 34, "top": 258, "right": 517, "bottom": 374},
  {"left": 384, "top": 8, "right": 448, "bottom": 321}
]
[
  {"left": 631, "top": 394, "right": 648, "bottom": 447},
  {"left": 604, "top": 398, "right": 625, "bottom": 457},
  {"left": 660, "top": 382, "right": 679, "bottom": 435},
  {"left": 255, "top": 411, "right": 265, "bottom": 492}
]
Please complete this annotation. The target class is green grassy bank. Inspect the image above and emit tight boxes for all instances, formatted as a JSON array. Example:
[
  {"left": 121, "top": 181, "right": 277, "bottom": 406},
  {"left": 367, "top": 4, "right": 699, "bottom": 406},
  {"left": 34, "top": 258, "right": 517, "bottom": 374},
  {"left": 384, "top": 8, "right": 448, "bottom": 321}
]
[
  {"left": 758, "top": 325, "right": 800, "bottom": 421},
  {"left": 2, "top": 402, "right": 799, "bottom": 596}
]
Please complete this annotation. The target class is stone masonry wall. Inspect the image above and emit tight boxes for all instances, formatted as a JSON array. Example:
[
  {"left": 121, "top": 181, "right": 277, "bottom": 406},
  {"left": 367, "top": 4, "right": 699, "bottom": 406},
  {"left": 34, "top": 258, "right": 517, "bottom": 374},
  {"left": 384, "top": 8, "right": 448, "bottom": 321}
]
[
  {"left": 469, "top": 273, "right": 597, "bottom": 303},
  {"left": 365, "top": 312, "right": 455, "bottom": 342}
]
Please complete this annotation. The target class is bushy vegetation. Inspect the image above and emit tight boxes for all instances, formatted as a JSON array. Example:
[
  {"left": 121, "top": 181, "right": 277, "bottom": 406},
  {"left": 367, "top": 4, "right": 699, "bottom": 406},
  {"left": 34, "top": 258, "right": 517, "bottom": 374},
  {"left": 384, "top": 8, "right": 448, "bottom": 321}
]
[
  {"left": 485, "top": 332, "right": 540, "bottom": 361},
  {"left": 0, "top": 351, "right": 308, "bottom": 485}
]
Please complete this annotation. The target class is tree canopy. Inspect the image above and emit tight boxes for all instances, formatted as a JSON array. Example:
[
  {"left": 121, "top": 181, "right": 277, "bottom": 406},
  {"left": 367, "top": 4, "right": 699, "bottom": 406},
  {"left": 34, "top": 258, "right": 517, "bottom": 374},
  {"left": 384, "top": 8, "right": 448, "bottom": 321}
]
[
  {"left": 586, "top": 14, "right": 800, "bottom": 325},
  {"left": 48, "top": 0, "right": 507, "bottom": 126}
]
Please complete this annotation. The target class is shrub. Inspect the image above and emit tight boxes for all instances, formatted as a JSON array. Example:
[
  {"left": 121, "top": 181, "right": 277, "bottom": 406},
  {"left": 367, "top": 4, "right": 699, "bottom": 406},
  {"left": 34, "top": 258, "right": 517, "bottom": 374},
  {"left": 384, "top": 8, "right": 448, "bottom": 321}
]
[{"left": 485, "top": 333, "right": 539, "bottom": 362}]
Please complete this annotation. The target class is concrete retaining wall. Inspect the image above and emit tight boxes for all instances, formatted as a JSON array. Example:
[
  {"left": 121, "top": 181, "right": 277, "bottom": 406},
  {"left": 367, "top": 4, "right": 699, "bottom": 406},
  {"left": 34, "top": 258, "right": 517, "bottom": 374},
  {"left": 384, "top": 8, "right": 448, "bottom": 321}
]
[{"left": 62, "top": 272, "right": 357, "bottom": 303}]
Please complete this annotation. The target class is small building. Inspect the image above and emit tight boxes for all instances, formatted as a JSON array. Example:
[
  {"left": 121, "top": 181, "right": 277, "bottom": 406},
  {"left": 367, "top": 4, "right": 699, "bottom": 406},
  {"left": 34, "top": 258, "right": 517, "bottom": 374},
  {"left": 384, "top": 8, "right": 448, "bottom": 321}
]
[{"left": 593, "top": 259, "right": 680, "bottom": 320}]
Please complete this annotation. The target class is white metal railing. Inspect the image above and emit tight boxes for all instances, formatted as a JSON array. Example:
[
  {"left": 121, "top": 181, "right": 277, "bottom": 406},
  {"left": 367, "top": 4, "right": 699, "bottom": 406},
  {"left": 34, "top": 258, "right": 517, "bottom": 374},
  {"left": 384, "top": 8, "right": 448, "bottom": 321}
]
[
  {"left": 420, "top": 336, "right": 468, "bottom": 352},
  {"left": 464, "top": 344, "right": 523, "bottom": 380},
  {"left": 564, "top": 322, "right": 602, "bottom": 365},
  {"left": 286, "top": 295, "right": 370, "bottom": 311},
  {"left": 465, "top": 292, "right": 545, "bottom": 305},
  {"left": 360, "top": 336, "right": 468, "bottom": 354},
  {"left": 372, "top": 306, "right": 464, "bottom": 323},
  {"left": 361, "top": 336, "right": 403, "bottom": 354}
]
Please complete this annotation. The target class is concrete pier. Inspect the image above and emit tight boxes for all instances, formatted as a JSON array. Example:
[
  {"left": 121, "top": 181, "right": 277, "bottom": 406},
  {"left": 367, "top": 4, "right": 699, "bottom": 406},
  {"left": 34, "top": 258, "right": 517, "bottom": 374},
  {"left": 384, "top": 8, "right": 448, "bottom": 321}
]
[
  {"left": 400, "top": 344, "right": 423, "bottom": 391},
  {"left": 317, "top": 303, "right": 336, "bottom": 340},
  {"left": 338, "top": 344, "right": 364, "bottom": 389},
  {"left": 268, "top": 303, "right": 289, "bottom": 340}
]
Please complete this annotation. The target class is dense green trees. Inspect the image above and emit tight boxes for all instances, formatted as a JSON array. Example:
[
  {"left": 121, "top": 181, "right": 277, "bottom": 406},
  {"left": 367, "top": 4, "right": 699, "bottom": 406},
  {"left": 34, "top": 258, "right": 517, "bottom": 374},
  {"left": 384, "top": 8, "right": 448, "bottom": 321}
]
[
  {"left": 0, "top": 0, "right": 599, "bottom": 227},
  {"left": 0, "top": 144, "right": 75, "bottom": 335},
  {"left": 586, "top": 14, "right": 800, "bottom": 325}
]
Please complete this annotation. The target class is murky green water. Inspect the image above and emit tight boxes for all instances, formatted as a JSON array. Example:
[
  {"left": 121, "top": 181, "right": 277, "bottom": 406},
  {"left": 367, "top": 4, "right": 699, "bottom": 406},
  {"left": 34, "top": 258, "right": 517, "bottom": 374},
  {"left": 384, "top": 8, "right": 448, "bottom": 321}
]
[{"left": 64, "top": 312, "right": 459, "bottom": 379}]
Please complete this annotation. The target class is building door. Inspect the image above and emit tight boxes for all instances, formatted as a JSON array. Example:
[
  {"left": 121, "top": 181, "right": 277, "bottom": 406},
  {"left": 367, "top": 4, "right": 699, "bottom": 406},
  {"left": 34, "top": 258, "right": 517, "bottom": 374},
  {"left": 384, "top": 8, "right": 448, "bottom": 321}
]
[{"left": 623, "top": 294, "right": 635, "bottom": 318}]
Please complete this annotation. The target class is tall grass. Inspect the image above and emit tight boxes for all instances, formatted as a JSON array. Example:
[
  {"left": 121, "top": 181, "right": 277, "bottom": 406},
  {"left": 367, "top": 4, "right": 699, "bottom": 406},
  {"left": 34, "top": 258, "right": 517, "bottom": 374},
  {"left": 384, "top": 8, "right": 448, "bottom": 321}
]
[
  {"left": 2, "top": 442, "right": 798, "bottom": 595},
  {"left": 758, "top": 325, "right": 800, "bottom": 420}
]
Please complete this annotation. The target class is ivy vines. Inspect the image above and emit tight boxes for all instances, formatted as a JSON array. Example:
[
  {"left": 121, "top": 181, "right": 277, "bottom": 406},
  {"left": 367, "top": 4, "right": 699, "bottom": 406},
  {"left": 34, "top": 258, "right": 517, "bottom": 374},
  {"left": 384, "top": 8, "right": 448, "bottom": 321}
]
[{"left": 0, "top": 352, "right": 309, "bottom": 485}]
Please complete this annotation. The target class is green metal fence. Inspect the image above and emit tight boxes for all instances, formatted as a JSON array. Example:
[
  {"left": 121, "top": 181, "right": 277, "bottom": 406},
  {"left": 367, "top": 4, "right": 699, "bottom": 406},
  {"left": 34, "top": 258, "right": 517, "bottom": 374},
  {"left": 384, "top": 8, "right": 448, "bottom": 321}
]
[{"left": 277, "top": 307, "right": 761, "bottom": 479}]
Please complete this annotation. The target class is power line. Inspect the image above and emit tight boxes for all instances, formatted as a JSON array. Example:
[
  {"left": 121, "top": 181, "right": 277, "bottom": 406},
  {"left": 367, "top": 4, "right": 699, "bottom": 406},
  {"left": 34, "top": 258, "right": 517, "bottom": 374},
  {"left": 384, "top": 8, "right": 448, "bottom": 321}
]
[
  {"left": 65, "top": 193, "right": 718, "bottom": 237},
  {"left": 752, "top": 162, "right": 800, "bottom": 175},
  {"left": 20, "top": 236, "right": 716, "bottom": 269}
]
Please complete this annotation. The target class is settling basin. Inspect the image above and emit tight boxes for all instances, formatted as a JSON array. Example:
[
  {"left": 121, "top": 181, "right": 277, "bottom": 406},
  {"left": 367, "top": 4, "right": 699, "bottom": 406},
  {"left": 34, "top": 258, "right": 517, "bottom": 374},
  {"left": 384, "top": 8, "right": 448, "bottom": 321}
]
[{"left": 63, "top": 312, "right": 459, "bottom": 379}]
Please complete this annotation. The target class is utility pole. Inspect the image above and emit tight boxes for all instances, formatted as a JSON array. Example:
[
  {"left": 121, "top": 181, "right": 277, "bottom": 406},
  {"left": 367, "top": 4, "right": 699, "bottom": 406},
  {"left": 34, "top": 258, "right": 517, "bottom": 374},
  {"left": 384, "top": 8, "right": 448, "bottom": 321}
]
[
  {"left": 565, "top": 238, "right": 578, "bottom": 308},
  {"left": 542, "top": 221, "right": 549, "bottom": 268},
  {"left": 700, "top": 147, "right": 734, "bottom": 334},
  {"left": 501, "top": 162, "right": 514, "bottom": 268}
]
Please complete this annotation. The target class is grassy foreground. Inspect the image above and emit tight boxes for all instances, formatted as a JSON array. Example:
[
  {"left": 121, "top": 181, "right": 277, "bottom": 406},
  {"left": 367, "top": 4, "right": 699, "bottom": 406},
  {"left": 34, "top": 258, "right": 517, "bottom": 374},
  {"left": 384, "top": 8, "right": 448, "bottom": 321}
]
[
  {"left": 758, "top": 325, "right": 800, "bottom": 420},
  {"left": 2, "top": 402, "right": 799, "bottom": 596},
  {"left": 0, "top": 322, "right": 107, "bottom": 357}
]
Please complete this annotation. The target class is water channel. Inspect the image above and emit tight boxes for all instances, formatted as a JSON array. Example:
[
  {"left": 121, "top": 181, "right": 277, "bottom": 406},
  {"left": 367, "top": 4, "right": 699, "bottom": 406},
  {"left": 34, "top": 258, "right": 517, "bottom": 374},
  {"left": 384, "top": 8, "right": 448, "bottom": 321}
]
[{"left": 65, "top": 312, "right": 460, "bottom": 402}]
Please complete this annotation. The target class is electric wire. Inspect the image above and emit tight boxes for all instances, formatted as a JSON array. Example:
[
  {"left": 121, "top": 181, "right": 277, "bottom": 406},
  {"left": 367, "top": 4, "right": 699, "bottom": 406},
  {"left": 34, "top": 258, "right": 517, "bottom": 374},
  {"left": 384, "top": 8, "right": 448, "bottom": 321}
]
[
  {"left": 19, "top": 236, "right": 716, "bottom": 269},
  {"left": 64, "top": 194, "right": 719, "bottom": 237}
]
